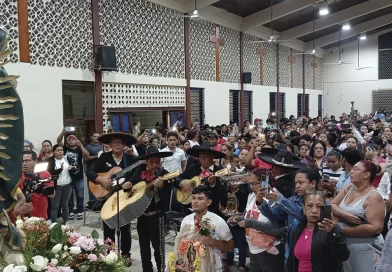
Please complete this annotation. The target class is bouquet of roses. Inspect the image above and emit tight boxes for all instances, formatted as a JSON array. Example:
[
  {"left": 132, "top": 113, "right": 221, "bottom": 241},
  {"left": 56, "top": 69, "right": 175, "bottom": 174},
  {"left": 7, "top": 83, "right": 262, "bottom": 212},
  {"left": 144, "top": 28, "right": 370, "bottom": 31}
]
[
  {"left": 195, "top": 218, "right": 214, "bottom": 236},
  {"left": 14, "top": 217, "right": 125, "bottom": 272}
]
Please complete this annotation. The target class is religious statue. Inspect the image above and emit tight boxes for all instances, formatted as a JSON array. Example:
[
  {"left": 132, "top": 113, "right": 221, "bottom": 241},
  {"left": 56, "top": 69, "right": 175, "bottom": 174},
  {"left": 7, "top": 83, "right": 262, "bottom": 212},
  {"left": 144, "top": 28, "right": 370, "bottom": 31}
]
[{"left": 0, "top": 26, "right": 26, "bottom": 265}]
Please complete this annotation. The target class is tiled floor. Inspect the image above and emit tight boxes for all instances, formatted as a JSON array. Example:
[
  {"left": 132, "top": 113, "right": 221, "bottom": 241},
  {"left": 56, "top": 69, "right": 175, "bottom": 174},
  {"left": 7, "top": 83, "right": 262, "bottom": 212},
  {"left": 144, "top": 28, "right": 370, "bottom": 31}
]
[{"left": 67, "top": 212, "right": 246, "bottom": 272}]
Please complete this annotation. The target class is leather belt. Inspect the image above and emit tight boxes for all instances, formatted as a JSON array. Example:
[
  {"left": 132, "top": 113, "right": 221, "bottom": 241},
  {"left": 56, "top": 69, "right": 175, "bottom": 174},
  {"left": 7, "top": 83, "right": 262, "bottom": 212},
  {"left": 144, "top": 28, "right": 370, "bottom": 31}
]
[{"left": 143, "top": 210, "right": 161, "bottom": 216}]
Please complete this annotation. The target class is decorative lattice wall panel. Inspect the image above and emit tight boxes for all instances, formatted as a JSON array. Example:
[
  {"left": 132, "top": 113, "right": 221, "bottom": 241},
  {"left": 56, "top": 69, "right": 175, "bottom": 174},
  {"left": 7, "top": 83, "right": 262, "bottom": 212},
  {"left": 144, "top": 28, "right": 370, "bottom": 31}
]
[
  {"left": 315, "top": 56, "right": 324, "bottom": 90},
  {"left": 102, "top": 83, "right": 185, "bottom": 126},
  {"left": 293, "top": 53, "right": 304, "bottom": 89},
  {"left": 279, "top": 45, "right": 291, "bottom": 88},
  {"left": 305, "top": 55, "right": 313, "bottom": 90},
  {"left": 28, "top": 0, "right": 93, "bottom": 69},
  {"left": 220, "top": 26, "right": 240, "bottom": 83},
  {"left": 0, "top": 0, "right": 19, "bottom": 62},
  {"left": 372, "top": 90, "right": 392, "bottom": 113},
  {"left": 263, "top": 42, "right": 277, "bottom": 86},
  {"left": 189, "top": 20, "right": 215, "bottom": 81},
  {"left": 99, "top": 0, "right": 184, "bottom": 78},
  {"left": 243, "top": 34, "right": 260, "bottom": 85}
]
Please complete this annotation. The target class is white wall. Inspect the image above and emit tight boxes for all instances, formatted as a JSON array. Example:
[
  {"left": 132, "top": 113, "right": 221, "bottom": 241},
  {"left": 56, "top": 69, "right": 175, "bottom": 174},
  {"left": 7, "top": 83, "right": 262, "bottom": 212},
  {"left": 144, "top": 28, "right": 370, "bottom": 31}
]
[
  {"left": 323, "top": 30, "right": 392, "bottom": 117},
  {"left": 7, "top": 62, "right": 322, "bottom": 149}
]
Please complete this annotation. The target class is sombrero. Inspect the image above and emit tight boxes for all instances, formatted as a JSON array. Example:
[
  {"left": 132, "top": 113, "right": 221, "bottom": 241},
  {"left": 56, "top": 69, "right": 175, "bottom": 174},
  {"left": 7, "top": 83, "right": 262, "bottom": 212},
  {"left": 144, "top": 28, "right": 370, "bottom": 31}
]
[
  {"left": 186, "top": 146, "right": 225, "bottom": 159},
  {"left": 98, "top": 132, "right": 137, "bottom": 146},
  {"left": 258, "top": 149, "right": 305, "bottom": 170},
  {"left": 136, "top": 145, "right": 173, "bottom": 160}
]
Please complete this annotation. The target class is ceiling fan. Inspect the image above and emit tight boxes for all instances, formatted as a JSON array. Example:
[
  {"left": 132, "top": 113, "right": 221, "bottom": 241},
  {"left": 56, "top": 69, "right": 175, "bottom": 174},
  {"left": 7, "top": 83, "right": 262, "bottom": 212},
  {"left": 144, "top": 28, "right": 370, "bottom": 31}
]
[
  {"left": 324, "top": 24, "right": 353, "bottom": 65},
  {"left": 356, "top": 36, "right": 373, "bottom": 70},
  {"left": 295, "top": 4, "right": 317, "bottom": 56},
  {"left": 246, "top": 0, "right": 292, "bottom": 44},
  {"left": 184, "top": 0, "right": 202, "bottom": 20}
]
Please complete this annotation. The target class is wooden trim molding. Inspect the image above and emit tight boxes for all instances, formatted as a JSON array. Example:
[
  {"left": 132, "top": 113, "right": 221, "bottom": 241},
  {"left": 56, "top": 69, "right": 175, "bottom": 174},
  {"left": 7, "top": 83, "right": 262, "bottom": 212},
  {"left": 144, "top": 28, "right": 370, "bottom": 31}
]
[{"left": 17, "top": 0, "right": 30, "bottom": 62}]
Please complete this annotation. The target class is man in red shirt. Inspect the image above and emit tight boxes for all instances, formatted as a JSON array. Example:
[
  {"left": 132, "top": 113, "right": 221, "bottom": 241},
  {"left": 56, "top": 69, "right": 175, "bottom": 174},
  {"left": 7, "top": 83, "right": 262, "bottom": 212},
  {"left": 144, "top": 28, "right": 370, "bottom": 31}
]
[
  {"left": 207, "top": 133, "right": 222, "bottom": 151},
  {"left": 19, "top": 151, "right": 54, "bottom": 219}
]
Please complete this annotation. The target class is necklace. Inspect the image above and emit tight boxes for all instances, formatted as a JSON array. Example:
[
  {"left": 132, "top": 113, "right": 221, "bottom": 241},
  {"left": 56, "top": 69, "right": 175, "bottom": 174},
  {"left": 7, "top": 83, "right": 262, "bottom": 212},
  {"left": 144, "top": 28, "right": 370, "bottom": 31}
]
[{"left": 304, "top": 228, "right": 313, "bottom": 239}]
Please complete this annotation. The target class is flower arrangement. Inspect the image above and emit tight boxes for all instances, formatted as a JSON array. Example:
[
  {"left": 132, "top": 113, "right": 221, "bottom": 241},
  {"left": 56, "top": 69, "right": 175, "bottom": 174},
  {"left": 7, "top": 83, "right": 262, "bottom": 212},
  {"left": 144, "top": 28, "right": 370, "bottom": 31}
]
[
  {"left": 195, "top": 218, "right": 214, "bottom": 236},
  {"left": 11, "top": 217, "right": 125, "bottom": 272}
]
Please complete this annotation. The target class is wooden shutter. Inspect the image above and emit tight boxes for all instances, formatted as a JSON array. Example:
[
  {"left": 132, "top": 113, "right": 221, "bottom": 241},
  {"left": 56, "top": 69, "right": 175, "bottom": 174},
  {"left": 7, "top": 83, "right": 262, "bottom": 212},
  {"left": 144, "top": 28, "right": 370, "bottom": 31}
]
[
  {"left": 244, "top": 91, "right": 253, "bottom": 122},
  {"left": 190, "top": 88, "right": 205, "bottom": 126},
  {"left": 270, "top": 92, "right": 285, "bottom": 118},
  {"left": 297, "top": 94, "right": 309, "bottom": 117},
  {"left": 230, "top": 90, "right": 240, "bottom": 125}
]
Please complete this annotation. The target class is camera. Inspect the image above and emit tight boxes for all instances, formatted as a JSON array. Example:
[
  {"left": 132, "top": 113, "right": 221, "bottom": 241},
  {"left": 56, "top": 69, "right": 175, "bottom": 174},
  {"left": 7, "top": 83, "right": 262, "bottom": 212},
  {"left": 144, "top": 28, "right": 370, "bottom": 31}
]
[{"left": 23, "top": 172, "right": 55, "bottom": 200}]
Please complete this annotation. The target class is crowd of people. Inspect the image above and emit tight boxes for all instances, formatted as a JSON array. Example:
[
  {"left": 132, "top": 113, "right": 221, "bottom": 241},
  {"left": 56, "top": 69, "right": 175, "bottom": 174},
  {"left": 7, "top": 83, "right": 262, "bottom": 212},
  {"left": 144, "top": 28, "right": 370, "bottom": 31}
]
[{"left": 12, "top": 110, "right": 392, "bottom": 272}]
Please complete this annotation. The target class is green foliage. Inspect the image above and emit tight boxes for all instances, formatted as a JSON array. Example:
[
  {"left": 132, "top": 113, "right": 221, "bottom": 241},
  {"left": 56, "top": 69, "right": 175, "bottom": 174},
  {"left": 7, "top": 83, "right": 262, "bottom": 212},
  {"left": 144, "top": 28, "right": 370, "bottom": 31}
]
[{"left": 50, "top": 223, "right": 68, "bottom": 245}]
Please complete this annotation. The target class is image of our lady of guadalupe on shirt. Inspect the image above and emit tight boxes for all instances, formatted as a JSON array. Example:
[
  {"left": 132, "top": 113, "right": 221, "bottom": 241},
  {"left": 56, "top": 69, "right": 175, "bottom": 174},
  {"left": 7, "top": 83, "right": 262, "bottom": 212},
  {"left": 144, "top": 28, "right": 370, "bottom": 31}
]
[
  {"left": 65, "top": 151, "right": 80, "bottom": 175},
  {"left": 168, "top": 219, "right": 216, "bottom": 272}
]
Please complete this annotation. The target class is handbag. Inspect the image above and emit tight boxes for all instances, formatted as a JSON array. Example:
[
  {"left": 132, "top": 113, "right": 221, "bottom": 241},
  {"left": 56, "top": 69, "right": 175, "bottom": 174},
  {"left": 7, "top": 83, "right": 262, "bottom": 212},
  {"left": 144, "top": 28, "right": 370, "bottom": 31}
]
[{"left": 245, "top": 201, "right": 276, "bottom": 248}]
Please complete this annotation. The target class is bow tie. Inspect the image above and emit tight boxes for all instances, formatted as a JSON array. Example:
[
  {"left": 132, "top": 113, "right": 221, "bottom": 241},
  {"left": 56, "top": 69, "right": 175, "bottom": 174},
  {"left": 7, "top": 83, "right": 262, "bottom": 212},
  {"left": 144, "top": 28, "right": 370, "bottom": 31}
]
[
  {"left": 199, "top": 169, "right": 212, "bottom": 179},
  {"left": 141, "top": 170, "right": 156, "bottom": 182}
]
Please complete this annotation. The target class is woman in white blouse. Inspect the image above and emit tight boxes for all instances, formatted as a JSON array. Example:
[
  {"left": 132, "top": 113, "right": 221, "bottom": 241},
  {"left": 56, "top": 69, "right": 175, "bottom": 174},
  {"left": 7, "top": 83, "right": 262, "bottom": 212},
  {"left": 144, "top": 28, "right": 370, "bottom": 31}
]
[{"left": 48, "top": 144, "right": 73, "bottom": 224}]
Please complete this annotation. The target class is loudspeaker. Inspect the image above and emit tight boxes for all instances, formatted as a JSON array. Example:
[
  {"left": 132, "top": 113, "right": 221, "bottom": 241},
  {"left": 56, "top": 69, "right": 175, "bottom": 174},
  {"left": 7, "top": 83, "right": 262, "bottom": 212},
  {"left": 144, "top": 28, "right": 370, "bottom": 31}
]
[
  {"left": 243, "top": 72, "right": 252, "bottom": 83},
  {"left": 97, "top": 46, "right": 117, "bottom": 71}
]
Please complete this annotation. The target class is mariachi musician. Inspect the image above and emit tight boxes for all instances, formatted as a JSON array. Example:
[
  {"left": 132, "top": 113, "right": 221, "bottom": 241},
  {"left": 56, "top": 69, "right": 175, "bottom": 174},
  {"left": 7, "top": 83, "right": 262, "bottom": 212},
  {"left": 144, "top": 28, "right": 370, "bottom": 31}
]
[
  {"left": 86, "top": 132, "right": 138, "bottom": 266},
  {"left": 176, "top": 146, "right": 226, "bottom": 216},
  {"left": 121, "top": 145, "right": 172, "bottom": 272}
]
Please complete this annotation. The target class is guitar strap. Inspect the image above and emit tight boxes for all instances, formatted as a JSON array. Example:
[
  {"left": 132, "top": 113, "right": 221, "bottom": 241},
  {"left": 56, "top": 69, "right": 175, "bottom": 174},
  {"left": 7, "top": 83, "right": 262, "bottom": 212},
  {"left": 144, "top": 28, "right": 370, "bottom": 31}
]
[{"left": 153, "top": 168, "right": 163, "bottom": 203}]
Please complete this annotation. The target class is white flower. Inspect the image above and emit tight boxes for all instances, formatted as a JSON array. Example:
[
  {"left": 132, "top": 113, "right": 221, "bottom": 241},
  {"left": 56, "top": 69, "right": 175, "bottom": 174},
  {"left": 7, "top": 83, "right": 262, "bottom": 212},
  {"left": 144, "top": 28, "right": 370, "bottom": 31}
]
[
  {"left": 4, "top": 264, "right": 27, "bottom": 272},
  {"left": 49, "top": 223, "right": 66, "bottom": 232},
  {"left": 51, "top": 244, "right": 62, "bottom": 254},
  {"left": 25, "top": 217, "right": 42, "bottom": 223},
  {"left": 64, "top": 245, "right": 68, "bottom": 251},
  {"left": 51, "top": 258, "right": 59, "bottom": 266},
  {"left": 55, "top": 254, "right": 59, "bottom": 258},
  {"left": 96, "top": 238, "right": 104, "bottom": 246},
  {"left": 15, "top": 220, "right": 24, "bottom": 229},
  {"left": 69, "top": 246, "right": 81, "bottom": 255},
  {"left": 61, "top": 253, "right": 68, "bottom": 259},
  {"left": 30, "top": 255, "right": 49, "bottom": 271},
  {"left": 104, "top": 251, "right": 118, "bottom": 264}
]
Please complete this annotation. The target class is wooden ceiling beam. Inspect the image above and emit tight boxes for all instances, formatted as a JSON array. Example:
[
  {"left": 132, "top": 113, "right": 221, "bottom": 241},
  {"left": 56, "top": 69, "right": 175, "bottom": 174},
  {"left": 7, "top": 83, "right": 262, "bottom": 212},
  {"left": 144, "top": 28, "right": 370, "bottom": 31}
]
[
  {"left": 242, "top": 0, "right": 315, "bottom": 31},
  {"left": 280, "top": 0, "right": 392, "bottom": 41}
]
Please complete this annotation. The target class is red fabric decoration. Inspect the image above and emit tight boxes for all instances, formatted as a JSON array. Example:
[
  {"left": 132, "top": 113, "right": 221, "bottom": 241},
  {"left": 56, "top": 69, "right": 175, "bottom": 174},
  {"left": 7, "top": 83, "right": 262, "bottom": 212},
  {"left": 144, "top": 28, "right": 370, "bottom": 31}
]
[
  {"left": 141, "top": 170, "right": 156, "bottom": 182},
  {"left": 199, "top": 169, "right": 212, "bottom": 179}
]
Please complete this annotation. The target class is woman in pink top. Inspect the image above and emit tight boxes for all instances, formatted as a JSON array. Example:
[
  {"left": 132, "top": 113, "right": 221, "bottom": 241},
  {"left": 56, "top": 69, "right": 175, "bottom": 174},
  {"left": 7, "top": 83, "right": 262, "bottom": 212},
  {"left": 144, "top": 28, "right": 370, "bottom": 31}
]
[{"left": 286, "top": 192, "right": 349, "bottom": 272}]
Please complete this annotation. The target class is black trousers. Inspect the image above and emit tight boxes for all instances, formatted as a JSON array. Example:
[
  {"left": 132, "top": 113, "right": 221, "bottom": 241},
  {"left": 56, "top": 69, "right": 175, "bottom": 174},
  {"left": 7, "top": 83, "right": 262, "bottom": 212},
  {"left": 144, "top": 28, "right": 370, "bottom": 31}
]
[
  {"left": 249, "top": 243, "right": 285, "bottom": 272},
  {"left": 103, "top": 221, "right": 132, "bottom": 257},
  {"left": 137, "top": 213, "right": 165, "bottom": 272}
]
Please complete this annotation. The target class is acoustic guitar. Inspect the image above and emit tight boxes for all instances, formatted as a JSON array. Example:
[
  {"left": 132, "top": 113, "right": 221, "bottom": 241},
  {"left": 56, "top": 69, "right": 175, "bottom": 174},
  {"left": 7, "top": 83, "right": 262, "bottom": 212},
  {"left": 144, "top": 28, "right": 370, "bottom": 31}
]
[
  {"left": 101, "top": 170, "right": 180, "bottom": 229},
  {"left": 176, "top": 168, "right": 228, "bottom": 205},
  {"left": 88, "top": 161, "right": 141, "bottom": 200}
]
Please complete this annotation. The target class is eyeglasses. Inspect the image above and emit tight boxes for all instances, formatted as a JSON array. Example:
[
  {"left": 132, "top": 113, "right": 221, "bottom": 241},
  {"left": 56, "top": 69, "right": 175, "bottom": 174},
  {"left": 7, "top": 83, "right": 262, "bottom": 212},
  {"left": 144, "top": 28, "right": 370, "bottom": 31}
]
[
  {"left": 22, "top": 159, "right": 33, "bottom": 164},
  {"left": 249, "top": 182, "right": 260, "bottom": 187}
]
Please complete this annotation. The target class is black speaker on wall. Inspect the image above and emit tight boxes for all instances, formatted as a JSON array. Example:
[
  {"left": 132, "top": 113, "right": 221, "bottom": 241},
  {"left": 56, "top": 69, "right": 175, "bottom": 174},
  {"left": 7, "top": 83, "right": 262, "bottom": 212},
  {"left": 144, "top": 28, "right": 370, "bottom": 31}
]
[
  {"left": 243, "top": 72, "right": 252, "bottom": 83},
  {"left": 97, "top": 46, "right": 117, "bottom": 71}
]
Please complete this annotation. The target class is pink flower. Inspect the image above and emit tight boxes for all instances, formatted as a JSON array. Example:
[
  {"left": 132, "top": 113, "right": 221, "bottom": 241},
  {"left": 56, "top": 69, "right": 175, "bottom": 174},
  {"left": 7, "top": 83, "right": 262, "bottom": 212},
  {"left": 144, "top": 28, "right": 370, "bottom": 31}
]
[
  {"left": 46, "top": 266, "right": 59, "bottom": 272},
  {"left": 74, "top": 236, "right": 96, "bottom": 251},
  {"left": 71, "top": 232, "right": 81, "bottom": 239},
  {"left": 88, "top": 254, "right": 97, "bottom": 262},
  {"left": 59, "top": 267, "right": 74, "bottom": 272}
]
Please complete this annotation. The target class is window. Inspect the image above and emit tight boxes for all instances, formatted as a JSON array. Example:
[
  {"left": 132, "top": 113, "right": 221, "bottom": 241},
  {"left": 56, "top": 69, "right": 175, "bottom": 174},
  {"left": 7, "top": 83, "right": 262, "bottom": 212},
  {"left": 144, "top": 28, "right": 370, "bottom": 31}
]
[
  {"left": 110, "top": 113, "right": 131, "bottom": 133},
  {"left": 243, "top": 91, "right": 253, "bottom": 123},
  {"left": 190, "top": 88, "right": 205, "bottom": 126},
  {"left": 318, "top": 95, "right": 323, "bottom": 117},
  {"left": 229, "top": 90, "right": 240, "bottom": 125},
  {"left": 269, "top": 92, "right": 285, "bottom": 118},
  {"left": 297, "top": 94, "right": 309, "bottom": 117}
]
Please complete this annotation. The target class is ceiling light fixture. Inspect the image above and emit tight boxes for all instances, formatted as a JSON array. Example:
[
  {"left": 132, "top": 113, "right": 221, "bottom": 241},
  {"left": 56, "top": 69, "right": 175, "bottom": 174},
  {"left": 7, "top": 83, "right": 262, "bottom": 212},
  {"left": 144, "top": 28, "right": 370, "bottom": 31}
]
[
  {"left": 342, "top": 21, "right": 351, "bottom": 31},
  {"left": 319, "top": 1, "right": 329, "bottom": 16},
  {"left": 359, "top": 33, "right": 367, "bottom": 40}
]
